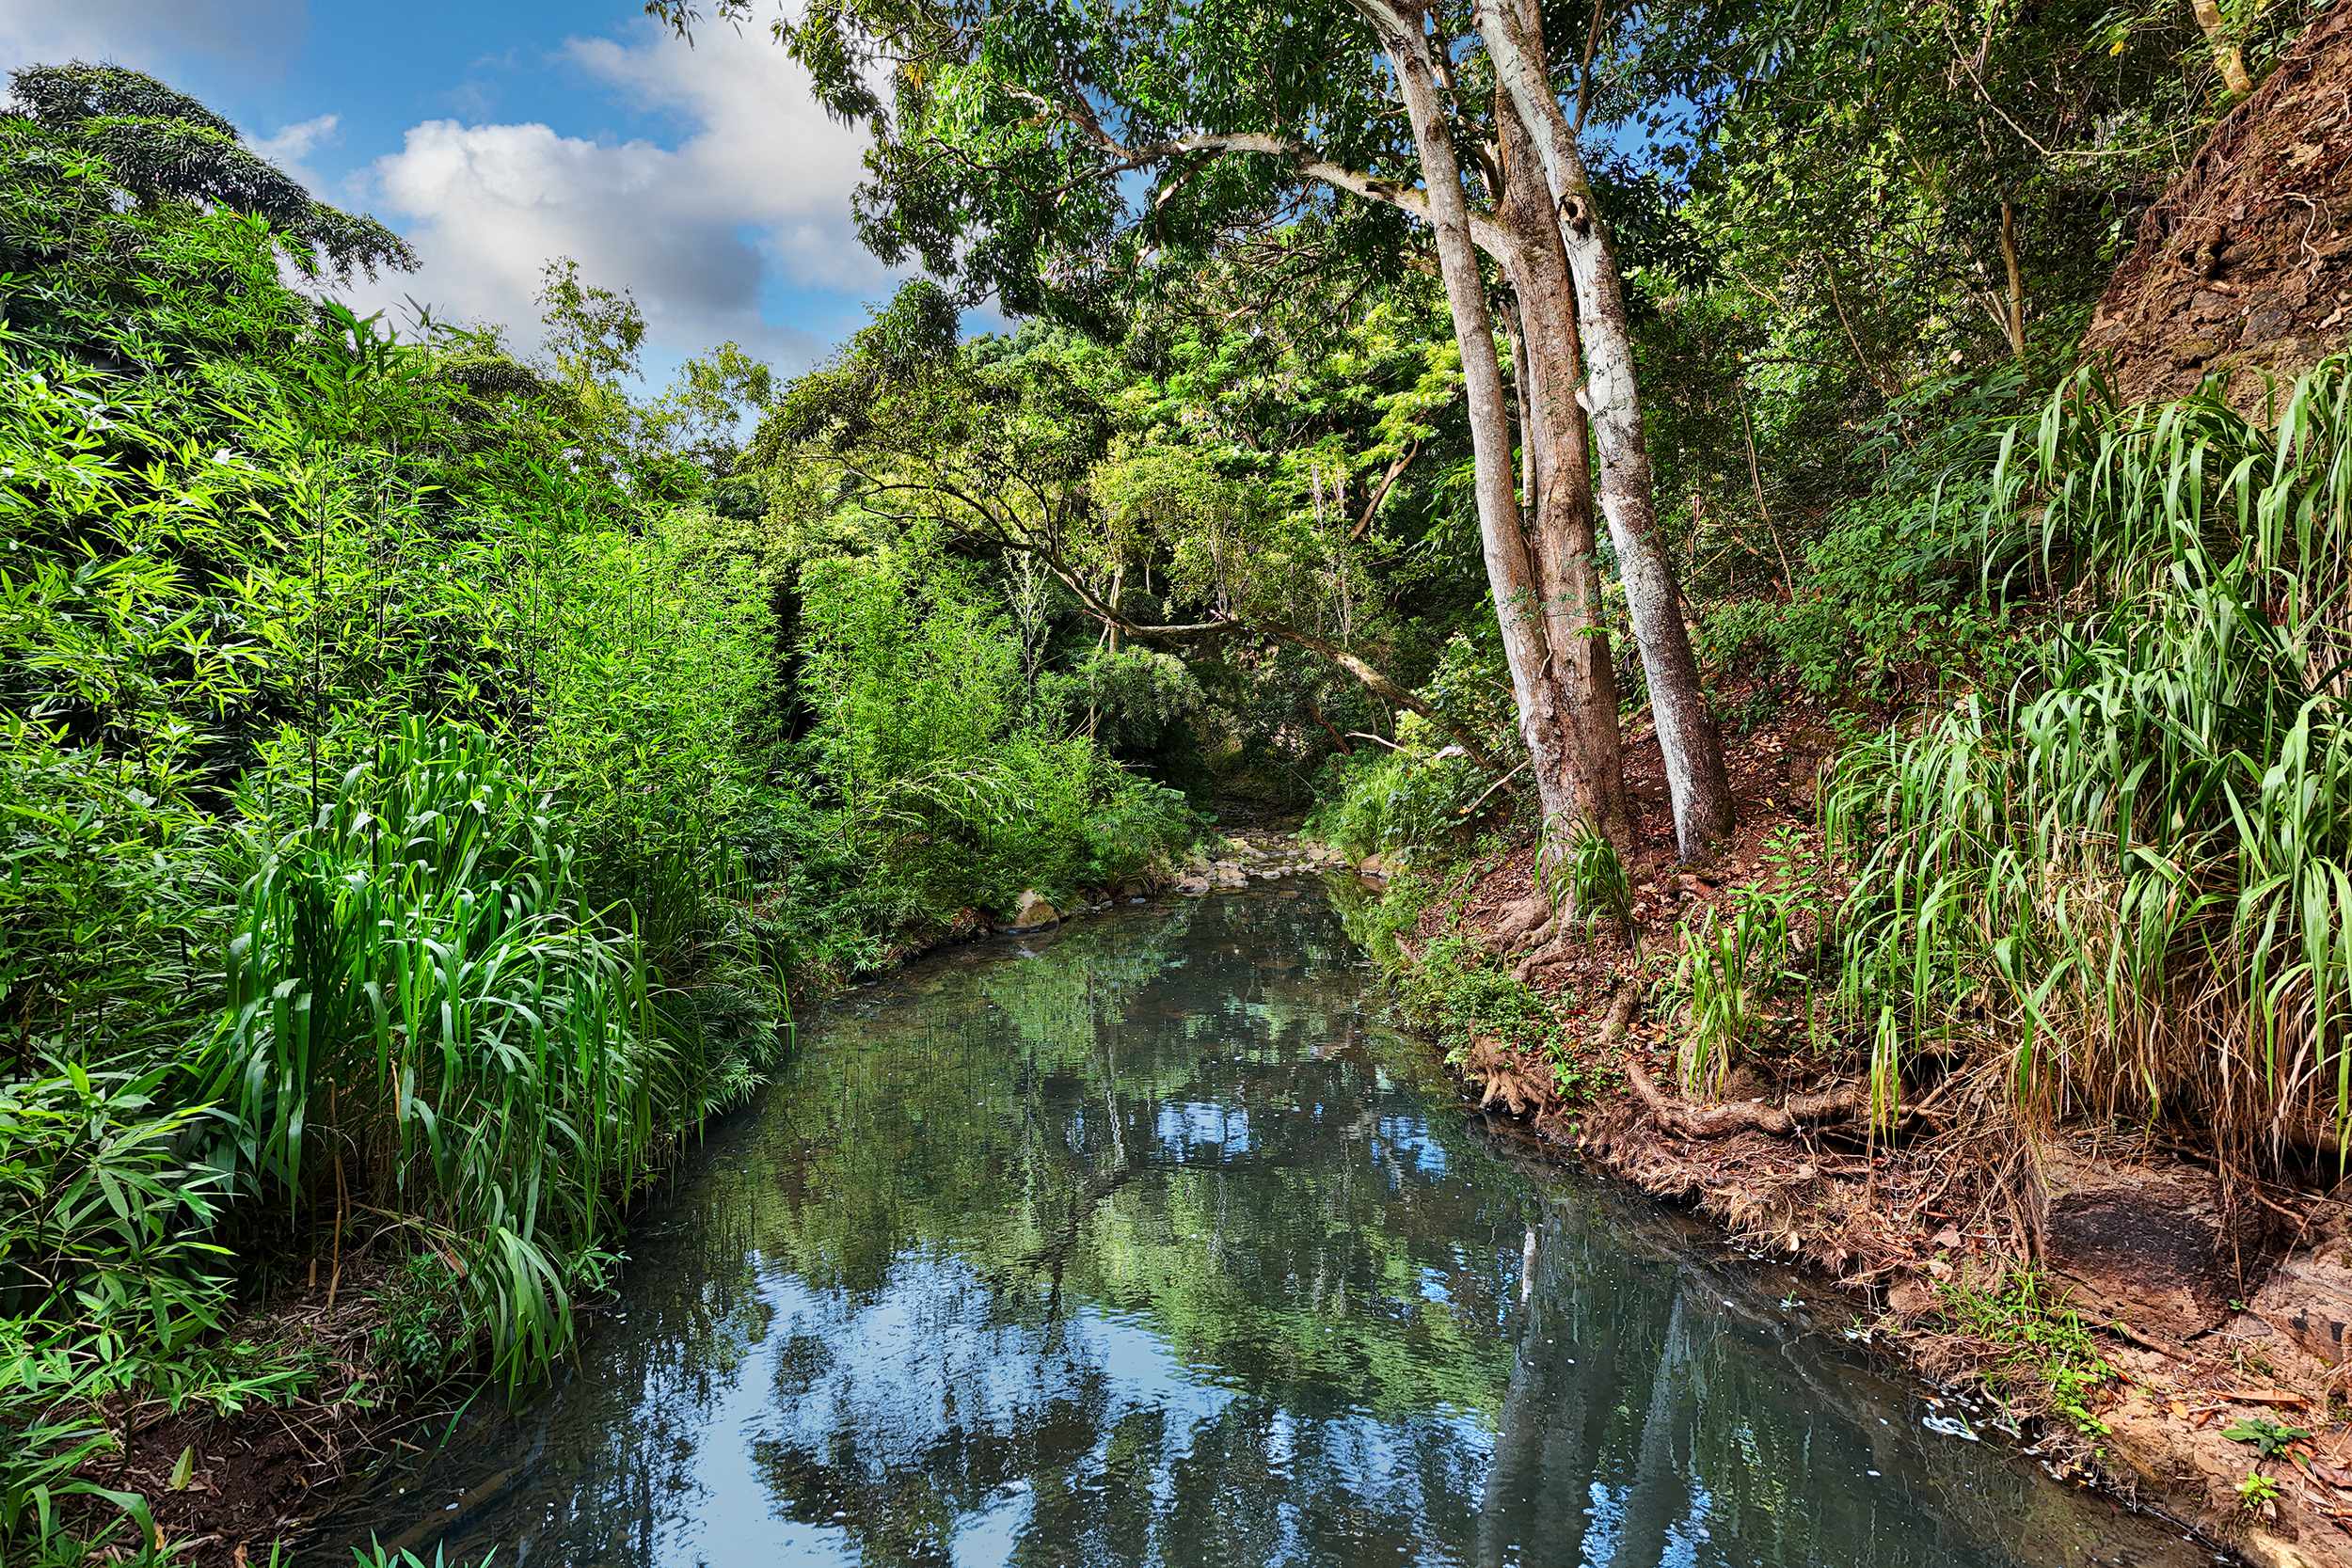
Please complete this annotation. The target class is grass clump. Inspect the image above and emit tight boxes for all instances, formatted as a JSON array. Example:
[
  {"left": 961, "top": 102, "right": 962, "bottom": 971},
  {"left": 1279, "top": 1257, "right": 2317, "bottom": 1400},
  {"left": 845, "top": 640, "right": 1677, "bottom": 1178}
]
[
  {"left": 202, "top": 722, "right": 669, "bottom": 1390},
  {"left": 1934, "top": 1270, "right": 2113, "bottom": 1434},
  {"left": 1820, "top": 357, "right": 2352, "bottom": 1168}
]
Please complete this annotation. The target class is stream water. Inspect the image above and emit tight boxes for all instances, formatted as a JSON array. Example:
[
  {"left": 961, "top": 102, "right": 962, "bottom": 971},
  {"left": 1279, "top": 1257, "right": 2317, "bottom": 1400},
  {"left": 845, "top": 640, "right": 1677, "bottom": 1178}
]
[{"left": 326, "top": 883, "right": 2204, "bottom": 1568}]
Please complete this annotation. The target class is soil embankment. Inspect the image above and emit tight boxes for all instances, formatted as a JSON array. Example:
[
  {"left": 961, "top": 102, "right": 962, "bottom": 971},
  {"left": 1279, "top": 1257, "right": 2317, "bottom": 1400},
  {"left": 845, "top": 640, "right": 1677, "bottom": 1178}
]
[
  {"left": 1343, "top": 713, "right": 2352, "bottom": 1568},
  {"left": 2082, "top": 2, "right": 2352, "bottom": 409}
]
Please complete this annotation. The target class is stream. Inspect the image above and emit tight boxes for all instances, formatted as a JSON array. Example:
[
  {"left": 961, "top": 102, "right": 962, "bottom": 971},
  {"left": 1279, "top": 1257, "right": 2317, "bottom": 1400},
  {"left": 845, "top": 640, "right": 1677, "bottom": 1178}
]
[{"left": 325, "top": 882, "right": 2205, "bottom": 1567}]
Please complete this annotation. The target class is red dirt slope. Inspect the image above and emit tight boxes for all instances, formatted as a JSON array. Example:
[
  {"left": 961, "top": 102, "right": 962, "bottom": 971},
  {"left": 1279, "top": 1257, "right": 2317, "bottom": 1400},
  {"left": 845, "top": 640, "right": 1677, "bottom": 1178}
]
[{"left": 2082, "top": 7, "right": 2352, "bottom": 409}]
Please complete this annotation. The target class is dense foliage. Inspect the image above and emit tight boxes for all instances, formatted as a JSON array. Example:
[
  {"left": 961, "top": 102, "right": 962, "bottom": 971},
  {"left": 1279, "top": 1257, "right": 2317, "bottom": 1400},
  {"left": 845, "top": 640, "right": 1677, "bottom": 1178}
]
[{"left": 0, "top": 69, "right": 1188, "bottom": 1564}]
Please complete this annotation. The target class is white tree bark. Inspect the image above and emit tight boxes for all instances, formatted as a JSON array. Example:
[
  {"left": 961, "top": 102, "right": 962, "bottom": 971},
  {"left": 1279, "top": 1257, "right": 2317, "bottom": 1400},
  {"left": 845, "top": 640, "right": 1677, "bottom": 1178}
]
[
  {"left": 1474, "top": 0, "right": 1737, "bottom": 859},
  {"left": 1358, "top": 0, "right": 1588, "bottom": 843}
]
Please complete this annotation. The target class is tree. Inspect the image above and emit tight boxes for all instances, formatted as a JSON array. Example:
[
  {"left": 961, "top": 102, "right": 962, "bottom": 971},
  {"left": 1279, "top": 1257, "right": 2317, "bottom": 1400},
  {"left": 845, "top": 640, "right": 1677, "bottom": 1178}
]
[
  {"left": 645, "top": 0, "right": 1737, "bottom": 859},
  {"left": 1474, "top": 0, "right": 1734, "bottom": 852},
  {"left": 7, "top": 62, "right": 415, "bottom": 277},
  {"left": 755, "top": 280, "right": 1505, "bottom": 767}
]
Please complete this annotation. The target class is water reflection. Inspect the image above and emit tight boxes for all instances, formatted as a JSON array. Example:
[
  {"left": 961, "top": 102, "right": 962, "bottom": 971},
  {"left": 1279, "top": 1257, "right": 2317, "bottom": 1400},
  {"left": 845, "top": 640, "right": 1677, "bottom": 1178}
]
[{"left": 326, "top": 889, "right": 2193, "bottom": 1568}]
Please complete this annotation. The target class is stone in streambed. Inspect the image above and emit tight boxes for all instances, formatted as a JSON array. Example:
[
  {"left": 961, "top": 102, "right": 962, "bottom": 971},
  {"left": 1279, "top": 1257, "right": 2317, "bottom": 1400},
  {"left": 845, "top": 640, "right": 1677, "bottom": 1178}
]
[{"left": 1006, "top": 890, "right": 1061, "bottom": 932}]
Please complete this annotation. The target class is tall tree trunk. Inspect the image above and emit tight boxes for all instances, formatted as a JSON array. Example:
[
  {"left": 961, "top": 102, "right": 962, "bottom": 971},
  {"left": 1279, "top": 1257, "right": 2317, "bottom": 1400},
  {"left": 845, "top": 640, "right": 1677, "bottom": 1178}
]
[
  {"left": 1498, "top": 103, "right": 1632, "bottom": 850},
  {"left": 1476, "top": 0, "right": 1737, "bottom": 859},
  {"left": 2190, "top": 0, "right": 2255, "bottom": 96},
  {"left": 1368, "top": 4, "right": 1589, "bottom": 840}
]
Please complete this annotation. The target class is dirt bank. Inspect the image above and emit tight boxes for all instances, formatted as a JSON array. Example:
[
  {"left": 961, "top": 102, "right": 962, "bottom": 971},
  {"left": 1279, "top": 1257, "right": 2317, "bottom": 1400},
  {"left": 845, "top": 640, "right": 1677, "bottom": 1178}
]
[
  {"left": 2082, "top": 1, "right": 2352, "bottom": 410},
  {"left": 1343, "top": 714, "right": 2352, "bottom": 1568}
]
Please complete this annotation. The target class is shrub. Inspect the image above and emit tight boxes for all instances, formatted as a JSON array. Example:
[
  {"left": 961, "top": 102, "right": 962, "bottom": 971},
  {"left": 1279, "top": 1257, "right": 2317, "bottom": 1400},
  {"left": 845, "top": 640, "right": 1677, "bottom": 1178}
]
[
  {"left": 199, "top": 721, "right": 664, "bottom": 1388},
  {"left": 1307, "top": 745, "right": 1488, "bottom": 862}
]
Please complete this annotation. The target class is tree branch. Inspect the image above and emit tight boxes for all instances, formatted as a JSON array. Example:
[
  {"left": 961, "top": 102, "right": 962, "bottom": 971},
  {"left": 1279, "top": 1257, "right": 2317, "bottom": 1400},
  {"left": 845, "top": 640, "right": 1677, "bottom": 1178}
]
[
  {"left": 1260, "top": 619, "right": 1502, "bottom": 772},
  {"left": 998, "top": 83, "right": 1515, "bottom": 259}
]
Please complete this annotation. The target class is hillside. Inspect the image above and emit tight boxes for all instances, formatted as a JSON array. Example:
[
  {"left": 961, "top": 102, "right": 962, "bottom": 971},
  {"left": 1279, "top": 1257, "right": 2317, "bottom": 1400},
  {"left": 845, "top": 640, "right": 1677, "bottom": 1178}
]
[{"left": 2084, "top": 3, "right": 2352, "bottom": 406}]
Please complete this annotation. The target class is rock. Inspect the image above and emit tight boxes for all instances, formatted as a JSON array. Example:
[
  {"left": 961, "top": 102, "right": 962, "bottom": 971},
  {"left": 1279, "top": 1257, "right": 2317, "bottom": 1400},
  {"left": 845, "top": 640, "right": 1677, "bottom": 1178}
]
[
  {"left": 1358, "top": 854, "right": 1391, "bottom": 879},
  {"left": 2039, "top": 1151, "right": 2240, "bottom": 1339},
  {"left": 1213, "top": 862, "right": 1248, "bottom": 889},
  {"left": 2246, "top": 1234, "right": 2352, "bottom": 1370},
  {"left": 1005, "top": 890, "right": 1061, "bottom": 933}
]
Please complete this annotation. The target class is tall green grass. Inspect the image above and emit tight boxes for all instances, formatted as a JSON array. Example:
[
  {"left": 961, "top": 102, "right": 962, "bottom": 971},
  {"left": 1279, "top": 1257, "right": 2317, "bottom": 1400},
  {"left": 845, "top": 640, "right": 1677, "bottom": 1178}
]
[
  {"left": 200, "top": 721, "right": 673, "bottom": 1386},
  {"left": 1820, "top": 356, "right": 2352, "bottom": 1166}
]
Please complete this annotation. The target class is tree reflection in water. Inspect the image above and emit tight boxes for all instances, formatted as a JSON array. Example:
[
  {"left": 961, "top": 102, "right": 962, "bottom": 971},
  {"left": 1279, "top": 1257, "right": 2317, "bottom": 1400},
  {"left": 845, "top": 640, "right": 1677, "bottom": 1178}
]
[{"left": 327, "top": 889, "right": 2194, "bottom": 1568}]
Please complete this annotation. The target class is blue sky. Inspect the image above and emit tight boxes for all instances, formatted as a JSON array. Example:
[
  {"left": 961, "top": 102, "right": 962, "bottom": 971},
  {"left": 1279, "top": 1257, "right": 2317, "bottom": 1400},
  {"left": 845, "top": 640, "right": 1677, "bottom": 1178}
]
[{"left": 1, "top": 0, "right": 902, "bottom": 388}]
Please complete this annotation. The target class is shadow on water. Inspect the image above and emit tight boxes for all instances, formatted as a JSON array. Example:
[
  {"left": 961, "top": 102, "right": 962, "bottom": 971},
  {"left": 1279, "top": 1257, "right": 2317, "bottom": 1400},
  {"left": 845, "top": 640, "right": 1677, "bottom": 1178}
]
[{"left": 324, "top": 886, "right": 2202, "bottom": 1568}]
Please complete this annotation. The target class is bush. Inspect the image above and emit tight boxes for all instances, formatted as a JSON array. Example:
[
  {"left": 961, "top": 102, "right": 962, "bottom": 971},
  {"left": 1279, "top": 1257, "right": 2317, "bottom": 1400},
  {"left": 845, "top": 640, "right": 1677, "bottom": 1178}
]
[
  {"left": 787, "top": 546, "right": 1194, "bottom": 943},
  {"left": 198, "top": 721, "right": 669, "bottom": 1388},
  {"left": 1065, "top": 645, "right": 1205, "bottom": 767},
  {"left": 0, "top": 1064, "right": 232, "bottom": 1343},
  {"left": 1307, "top": 745, "right": 1488, "bottom": 861}
]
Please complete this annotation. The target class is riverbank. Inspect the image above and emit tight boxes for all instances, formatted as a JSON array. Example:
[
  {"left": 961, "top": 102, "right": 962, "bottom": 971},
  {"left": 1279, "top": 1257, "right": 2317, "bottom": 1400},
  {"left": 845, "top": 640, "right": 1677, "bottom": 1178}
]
[
  {"left": 69, "top": 845, "right": 1227, "bottom": 1565},
  {"left": 1314, "top": 720, "right": 2352, "bottom": 1568}
]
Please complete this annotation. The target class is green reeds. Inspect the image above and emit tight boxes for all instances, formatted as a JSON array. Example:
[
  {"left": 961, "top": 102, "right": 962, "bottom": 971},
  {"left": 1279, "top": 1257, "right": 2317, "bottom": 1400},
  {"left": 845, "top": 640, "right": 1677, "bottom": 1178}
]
[
  {"left": 201, "top": 720, "right": 667, "bottom": 1386},
  {"left": 1821, "top": 356, "right": 2352, "bottom": 1167}
]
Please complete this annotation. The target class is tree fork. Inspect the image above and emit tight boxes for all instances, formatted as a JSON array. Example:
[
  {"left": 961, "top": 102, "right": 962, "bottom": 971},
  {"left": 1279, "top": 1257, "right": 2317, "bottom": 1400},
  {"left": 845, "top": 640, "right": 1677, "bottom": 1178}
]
[
  {"left": 1368, "top": 0, "right": 1591, "bottom": 839},
  {"left": 1475, "top": 0, "right": 1737, "bottom": 859}
]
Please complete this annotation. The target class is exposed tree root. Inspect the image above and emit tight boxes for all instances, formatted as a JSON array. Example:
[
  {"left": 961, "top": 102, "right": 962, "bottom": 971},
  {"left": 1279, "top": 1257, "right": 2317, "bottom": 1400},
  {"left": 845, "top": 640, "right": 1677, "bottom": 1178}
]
[
  {"left": 1485, "top": 893, "right": 1554, "bottom": 954},
  {"left": 1622, "top": 1055, "right": 1863, "bottom": 1139},
  {"left": 1596, "top": 983, "right": 1640, "bottom": 1045}
]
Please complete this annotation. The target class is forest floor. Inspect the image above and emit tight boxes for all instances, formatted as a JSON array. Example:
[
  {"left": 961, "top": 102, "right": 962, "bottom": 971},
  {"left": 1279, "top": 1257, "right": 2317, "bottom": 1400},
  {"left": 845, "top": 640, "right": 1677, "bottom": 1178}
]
[{"left": 1354, "top": 706, "right": 2352, "bottom": 1568}]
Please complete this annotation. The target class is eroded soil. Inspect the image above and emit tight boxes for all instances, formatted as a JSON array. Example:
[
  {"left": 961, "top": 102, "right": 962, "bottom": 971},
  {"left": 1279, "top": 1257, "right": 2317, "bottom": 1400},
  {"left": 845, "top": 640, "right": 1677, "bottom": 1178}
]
[{"left": 1368, "top": 706, "right": 2352, "bottom": 1568}]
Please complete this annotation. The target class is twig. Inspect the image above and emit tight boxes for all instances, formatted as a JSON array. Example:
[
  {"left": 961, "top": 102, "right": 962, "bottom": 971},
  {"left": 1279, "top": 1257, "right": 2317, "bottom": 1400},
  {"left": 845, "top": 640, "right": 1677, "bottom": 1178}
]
[{"left": 1458, "top": 758, "right": 1531, "bottom": 819}]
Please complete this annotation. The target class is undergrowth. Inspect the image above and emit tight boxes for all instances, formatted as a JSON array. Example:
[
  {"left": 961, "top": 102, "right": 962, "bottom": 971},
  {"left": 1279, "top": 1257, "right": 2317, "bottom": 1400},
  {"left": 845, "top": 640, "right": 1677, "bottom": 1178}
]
[
  {"left": 1934, "top": 1270, "right": 2113, "bottom": 1435},
  {"left": 1820, "top": 356, "right": 2352, "bottom": 1169}
]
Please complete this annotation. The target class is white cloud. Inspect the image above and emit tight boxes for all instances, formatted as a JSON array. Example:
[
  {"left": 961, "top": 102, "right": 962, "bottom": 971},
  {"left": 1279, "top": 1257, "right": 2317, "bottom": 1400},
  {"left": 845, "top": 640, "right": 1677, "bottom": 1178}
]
[
  {"left": 247, "top": 112, "right": 339, "bottom": 166},
  {"left": 0, "top": 0, "right": 307, "bottom": 75},
  {"left": 245, "top": 112, "right": 340, "bottom": 197},
  {"left": 351, "top": 20, "right": 882, "bottom": 380}
]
